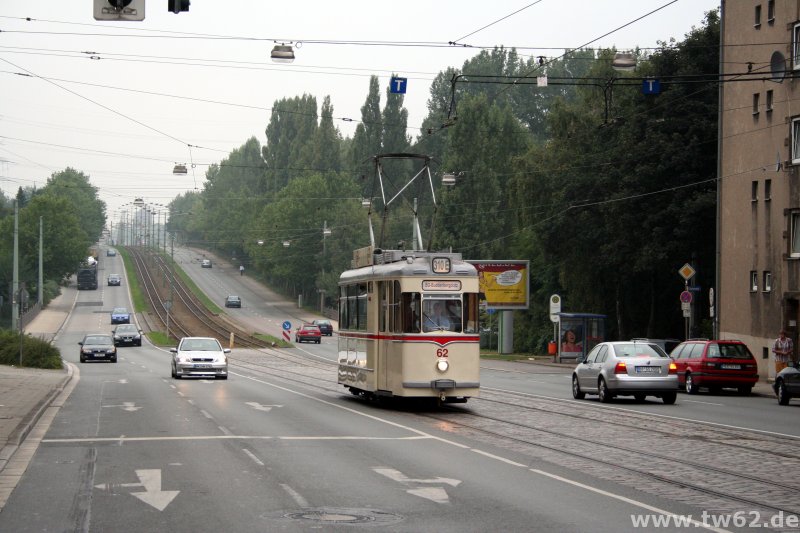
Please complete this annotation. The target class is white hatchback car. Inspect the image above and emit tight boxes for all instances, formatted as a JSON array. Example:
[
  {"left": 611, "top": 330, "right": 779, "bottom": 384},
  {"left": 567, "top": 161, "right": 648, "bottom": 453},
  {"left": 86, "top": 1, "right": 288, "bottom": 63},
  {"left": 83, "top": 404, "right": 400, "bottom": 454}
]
[{"left": 170, "top": 337, "right": 229, "bottom": 379}]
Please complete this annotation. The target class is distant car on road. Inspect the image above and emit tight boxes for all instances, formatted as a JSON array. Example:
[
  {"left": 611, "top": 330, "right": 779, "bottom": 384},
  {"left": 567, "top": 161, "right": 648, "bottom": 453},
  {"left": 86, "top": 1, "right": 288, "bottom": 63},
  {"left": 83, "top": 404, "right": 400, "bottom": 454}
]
[
  {"left": 572, "top": 341, "right": 678, "bottom": 404},
  {"left": 224, "top": 295, "right": 241, "bottom": 308},
  {"left": 201, "top": 259, "right": 212, "bottom": 268},
  {"left": 111, "top": 307, "right": 130, "bottom": 324},
  {"left": 669, "top": 339, "right": 759, "bottom": 395},
  {"left": 774, "top": 361, "right": 800, "bottom": 405},
  {"left": 295, "top": 324, "right": 322, "bottom": 344},
  {"left": 79, "top": 334, "right": 117, "bottom": 363},
  {"left": 170, "top": 337, "right": 229, "bottom": 380},
  {"left": 107, "top": 274, "right": 121, "bottom": 286},
  {"left": 113, "top": 324, "right": 143, "bottom": 347},
  {"left": 106, "top": 249, "right": 117, "bottom": 257},
  {"left": 311, "top": 319, "right": 333, "bottom": 336}
]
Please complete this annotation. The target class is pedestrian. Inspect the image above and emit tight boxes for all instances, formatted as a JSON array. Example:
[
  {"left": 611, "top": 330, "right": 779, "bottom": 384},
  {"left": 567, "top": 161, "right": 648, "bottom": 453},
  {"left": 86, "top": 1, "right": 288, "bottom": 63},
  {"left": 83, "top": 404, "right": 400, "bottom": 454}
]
[
  {"left": 772, "top": 329, "right": 793, "bottom": 374},
  {"left": 239, "top": 265, "right": 244, "bottom": 276}
]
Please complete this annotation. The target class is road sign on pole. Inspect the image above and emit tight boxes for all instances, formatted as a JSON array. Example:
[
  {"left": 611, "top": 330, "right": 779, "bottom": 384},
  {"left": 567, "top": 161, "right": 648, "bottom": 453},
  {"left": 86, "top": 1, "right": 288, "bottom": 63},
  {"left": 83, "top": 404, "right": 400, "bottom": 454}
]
[
  {"left": 680, "top": 291, "right": 693, "bottom": 304},
  {"left": 678, "top": 263, "right": 696, "bottom": 281}
]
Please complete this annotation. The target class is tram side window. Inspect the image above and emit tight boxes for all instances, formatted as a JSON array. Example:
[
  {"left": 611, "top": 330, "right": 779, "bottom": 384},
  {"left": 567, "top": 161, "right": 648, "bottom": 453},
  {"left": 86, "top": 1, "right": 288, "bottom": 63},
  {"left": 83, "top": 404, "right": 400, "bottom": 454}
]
[
  {"left": 463, "top": 293, "right": 479, "bottom": 333},
  {"left": 339, "top": 286, "right": 349, "bottom": 330},
  {"left": 400, "top": 292, "right": 421, "bottom": 333},
  {"left": 356, "top": 283, "right": 368, "bottom": 331}
]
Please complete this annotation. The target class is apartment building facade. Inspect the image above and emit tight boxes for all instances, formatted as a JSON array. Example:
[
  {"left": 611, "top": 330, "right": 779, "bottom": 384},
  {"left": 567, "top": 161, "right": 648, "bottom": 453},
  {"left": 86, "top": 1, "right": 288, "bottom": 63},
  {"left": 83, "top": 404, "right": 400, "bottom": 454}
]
[{"left": 720, "top": 0, "right": 800, "bottom": 378}]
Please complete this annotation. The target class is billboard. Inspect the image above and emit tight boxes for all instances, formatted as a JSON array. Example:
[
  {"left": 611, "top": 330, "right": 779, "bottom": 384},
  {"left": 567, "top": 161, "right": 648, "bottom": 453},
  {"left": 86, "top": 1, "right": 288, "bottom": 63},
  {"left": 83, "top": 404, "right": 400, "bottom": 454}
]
[{"left": 469, "top": 261, "right": 530, "bottom": 310}]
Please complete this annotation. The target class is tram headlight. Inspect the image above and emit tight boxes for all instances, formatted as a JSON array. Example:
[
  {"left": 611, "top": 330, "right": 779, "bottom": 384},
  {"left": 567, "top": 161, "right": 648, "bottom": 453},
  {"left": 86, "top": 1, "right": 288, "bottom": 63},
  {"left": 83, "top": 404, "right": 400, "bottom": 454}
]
[{"left": 436, "top": 359, "right": 449, "bottom": 373}]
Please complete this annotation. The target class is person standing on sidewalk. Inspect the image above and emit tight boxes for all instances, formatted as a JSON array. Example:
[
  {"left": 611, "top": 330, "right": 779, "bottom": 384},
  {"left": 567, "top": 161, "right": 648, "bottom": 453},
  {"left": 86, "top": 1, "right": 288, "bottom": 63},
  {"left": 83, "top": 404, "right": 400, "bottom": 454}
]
[{"left": 772, "top": 329, "right": 793, "bottom": 374}]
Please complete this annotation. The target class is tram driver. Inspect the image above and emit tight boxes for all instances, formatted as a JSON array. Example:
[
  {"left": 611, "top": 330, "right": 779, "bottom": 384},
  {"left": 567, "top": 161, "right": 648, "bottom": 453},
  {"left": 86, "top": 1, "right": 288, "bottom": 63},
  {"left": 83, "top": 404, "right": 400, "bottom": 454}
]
[{"left": 424, "top": 301, "right": 452, "bottom": 332}]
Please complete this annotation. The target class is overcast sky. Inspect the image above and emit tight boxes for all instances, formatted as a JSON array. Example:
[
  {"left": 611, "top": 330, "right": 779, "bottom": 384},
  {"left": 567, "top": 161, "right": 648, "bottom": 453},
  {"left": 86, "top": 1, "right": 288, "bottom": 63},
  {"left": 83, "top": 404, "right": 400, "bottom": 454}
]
[{"left": 0, "top": 0, "right": 720, "bottom": 219}]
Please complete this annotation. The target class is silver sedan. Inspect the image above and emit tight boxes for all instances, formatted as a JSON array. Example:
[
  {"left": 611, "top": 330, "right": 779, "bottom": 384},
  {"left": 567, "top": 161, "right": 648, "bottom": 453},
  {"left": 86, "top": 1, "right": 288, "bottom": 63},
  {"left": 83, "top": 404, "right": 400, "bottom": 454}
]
[
  {"left": 572, "top": 341, "right": 678, "bottom": 404},
  {"left": 170, "top": 337, "right": 229, "bottom": 380}
]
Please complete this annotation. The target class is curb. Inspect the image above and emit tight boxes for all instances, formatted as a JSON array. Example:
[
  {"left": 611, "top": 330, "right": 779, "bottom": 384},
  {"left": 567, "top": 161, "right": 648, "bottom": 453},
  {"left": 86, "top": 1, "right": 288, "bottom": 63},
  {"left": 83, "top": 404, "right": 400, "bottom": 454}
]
[{"left": 6, "top": 364, "right": 73, "bottom": 447}]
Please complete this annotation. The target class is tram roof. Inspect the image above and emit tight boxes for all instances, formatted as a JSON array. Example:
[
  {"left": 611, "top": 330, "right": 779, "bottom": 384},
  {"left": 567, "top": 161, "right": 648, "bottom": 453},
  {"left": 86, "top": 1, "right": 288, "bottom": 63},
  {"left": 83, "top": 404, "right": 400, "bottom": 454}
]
[{"left": 340, "top": 250, "right": 477, "bottom": 283}]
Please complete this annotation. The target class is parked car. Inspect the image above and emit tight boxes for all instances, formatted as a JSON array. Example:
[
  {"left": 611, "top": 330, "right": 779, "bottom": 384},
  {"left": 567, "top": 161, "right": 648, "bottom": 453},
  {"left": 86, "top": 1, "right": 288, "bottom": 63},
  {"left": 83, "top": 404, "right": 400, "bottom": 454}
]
[
  {"left": 572, "top": 341, "right": 678, "bottom": 404},
  {"left": 170, "top": 337, "right": 229, "bottom": 380},
  {"left": 630, "top": 338, "right": 680, "bottom": 354},
  {"left": 106, "top": 249, "right": 117, "bottom": 257},
  {"left": 669, "top": 339, "right": 759, "bottom": 395},
  {"left": 201, "top": 259, "right": 212, "bottom": 268},
  {"left": 111, "top": 307, "right": 130, "bottom": 324},
  {"left": 78, "top": 334, "right": 117, "bottom": 363},
  {"left": 312, "top": 319, "right": 333, "bottom": 336},
  {"left": 295, "top": 324, "right": 322, "bottom": 344},
  {"left": 113, "top": 324, "right": 143, "bottom": 347},
  {"left": 224, "top": 295, "right": 241, "bottom": 308},
  {"left": 774, "top": 361, "right": 800, "bottom": 405},
  {"left": 107, "top": 274, "right": 121, "bottom": 286}
]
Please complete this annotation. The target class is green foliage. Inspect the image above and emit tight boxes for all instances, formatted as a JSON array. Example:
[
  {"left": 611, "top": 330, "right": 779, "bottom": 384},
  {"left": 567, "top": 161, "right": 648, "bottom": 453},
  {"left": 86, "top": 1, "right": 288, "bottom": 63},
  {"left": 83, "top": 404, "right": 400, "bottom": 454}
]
[{"left": 0, "top": 330, "right": 63, "bottom": 369}]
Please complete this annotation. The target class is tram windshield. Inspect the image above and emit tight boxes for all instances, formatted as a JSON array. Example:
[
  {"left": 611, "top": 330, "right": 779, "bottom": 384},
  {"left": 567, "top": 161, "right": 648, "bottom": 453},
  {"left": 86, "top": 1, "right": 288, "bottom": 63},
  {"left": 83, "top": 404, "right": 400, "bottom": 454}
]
[{"left": 394, "top": 292, "right": 478, "bottom": 334}]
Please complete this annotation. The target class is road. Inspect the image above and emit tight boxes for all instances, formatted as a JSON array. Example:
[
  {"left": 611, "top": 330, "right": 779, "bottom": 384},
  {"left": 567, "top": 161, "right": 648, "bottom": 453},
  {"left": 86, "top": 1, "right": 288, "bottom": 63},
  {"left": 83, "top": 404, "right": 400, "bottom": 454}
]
[{"left": 1, "top": 245, "right": 798, "bottom": 532}]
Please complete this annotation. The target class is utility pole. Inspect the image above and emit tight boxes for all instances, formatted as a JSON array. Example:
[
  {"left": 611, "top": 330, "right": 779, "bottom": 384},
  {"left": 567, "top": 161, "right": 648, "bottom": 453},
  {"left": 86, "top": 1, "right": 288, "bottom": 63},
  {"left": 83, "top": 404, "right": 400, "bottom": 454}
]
[
  {"left": 38, "top": 216, "right": 43, "bottom": 305},
  {"left": 11, "top": 200, "right": 19, "bottom": 332}
]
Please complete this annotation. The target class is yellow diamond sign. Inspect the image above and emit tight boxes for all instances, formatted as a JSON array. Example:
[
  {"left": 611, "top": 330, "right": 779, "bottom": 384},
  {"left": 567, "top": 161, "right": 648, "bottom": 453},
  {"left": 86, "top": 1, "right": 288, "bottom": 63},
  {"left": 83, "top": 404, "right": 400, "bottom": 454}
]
[{"left": 678, "top": 263, "right": 696, "bottom": 281}]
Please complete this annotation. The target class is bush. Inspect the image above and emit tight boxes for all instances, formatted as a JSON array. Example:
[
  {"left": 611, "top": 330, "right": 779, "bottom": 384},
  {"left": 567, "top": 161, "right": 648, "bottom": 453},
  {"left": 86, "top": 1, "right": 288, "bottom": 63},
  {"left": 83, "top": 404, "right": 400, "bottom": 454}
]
[{"left": 0, "top": 329, "right": 63, "bottom": 369}]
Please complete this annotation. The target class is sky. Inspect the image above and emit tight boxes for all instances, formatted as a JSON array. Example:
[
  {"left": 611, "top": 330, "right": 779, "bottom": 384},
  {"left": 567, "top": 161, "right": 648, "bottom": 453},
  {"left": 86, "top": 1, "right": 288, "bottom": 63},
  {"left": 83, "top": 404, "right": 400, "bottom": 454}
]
[{"left": 0, "top": 0, "right": 720, "bottom": 220}]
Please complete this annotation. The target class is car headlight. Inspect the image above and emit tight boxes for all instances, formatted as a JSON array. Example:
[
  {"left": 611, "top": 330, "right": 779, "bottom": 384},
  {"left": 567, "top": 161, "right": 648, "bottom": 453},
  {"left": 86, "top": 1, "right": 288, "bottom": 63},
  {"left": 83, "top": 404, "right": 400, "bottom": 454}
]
[
  {"left": 81, "top": 348, "right": 92, "bottom": 355},
  {"left": 114, "top": 335, "right": 121, "bottom": 340}
]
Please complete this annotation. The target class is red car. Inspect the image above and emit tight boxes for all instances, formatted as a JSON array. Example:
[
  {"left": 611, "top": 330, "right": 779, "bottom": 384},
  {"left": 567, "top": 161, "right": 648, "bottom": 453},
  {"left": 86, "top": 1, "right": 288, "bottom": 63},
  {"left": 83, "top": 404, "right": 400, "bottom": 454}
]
[
  {"left": 295, "top": 324, "right": 321, "bottom": 344},
  {"left": 669, "top": 339, "right": 759, "bottom": 395}
]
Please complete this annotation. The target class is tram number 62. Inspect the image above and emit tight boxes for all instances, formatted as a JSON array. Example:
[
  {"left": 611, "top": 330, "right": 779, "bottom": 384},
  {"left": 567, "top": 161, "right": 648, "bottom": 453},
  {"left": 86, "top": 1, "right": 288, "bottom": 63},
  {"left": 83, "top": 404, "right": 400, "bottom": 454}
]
[{"left": 436, "top": 348, "right": 449, "bottom": 358}]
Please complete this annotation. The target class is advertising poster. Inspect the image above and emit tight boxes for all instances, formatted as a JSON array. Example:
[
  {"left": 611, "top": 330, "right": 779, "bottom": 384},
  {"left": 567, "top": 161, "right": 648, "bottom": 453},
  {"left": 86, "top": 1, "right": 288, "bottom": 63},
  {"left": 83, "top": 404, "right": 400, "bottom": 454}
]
[{"left": 469, "top": 261, "right": 530, "bottom": 310}]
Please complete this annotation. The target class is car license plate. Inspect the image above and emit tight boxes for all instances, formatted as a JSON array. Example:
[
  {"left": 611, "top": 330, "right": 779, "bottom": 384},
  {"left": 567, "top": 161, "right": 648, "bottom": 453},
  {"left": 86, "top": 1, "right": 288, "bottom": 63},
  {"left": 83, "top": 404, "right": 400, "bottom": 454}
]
[
  {"left": 720, "top": 364, "right": 740, "bottom": 370},
  {"left": 636, "top": 366, "right": 659, "bottom": 373},
  {"left": 194, "top": 364, "right": 211, "bottom": 369}
]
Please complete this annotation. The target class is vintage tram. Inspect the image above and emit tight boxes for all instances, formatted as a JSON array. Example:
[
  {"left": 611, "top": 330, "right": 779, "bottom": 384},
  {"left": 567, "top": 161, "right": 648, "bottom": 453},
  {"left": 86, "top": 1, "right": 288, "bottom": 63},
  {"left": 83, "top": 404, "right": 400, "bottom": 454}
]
[{"left": 338, "top": 246, "right": 481, "bottom": 402}]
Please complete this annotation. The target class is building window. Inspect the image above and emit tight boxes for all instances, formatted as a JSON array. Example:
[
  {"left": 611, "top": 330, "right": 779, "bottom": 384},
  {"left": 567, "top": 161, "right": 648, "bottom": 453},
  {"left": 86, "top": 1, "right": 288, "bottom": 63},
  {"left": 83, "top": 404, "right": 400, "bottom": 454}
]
[
  {"left": 763, "top": 271, "right": 772, "bottom": 292},
  {"left": 792, "top": 118, "right": 800, "bottom": 163},
  {"left": 753, "top": 93, "right": 760, "bottom": 116},
  {"left": 755, "top": 4, "right": 762, "bottom": 27},
  {"left": 766, "top": 89, "right": 774, "bottom": 113},
  {"left": 767, "top": 0, "right": 775, "bottom": 24},
  {"left": 752, "top": 181, "right": 759, "bottom": 202},
  {"left": 792, "top": 212, "right": 800, "bottom": 257},
  {"left": 794, "top": 23, "right": 800, "bottom": 69},
  {"left": 750, "top": 271, "right": 758, "bottom": 292},
  {"left": 765, "top": 179, "right": 772, "bottom": 201}
]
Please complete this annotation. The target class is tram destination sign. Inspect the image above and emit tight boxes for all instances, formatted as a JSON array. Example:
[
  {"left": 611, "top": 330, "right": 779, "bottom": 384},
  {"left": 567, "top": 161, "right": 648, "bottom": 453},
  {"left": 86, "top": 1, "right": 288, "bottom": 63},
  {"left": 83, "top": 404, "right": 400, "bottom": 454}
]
[
  {"left": 469, "top": 260, "right": 530, "bottom": 310},
  {"left": 423, "top": 280, "right": 461, "bottom": 291}
]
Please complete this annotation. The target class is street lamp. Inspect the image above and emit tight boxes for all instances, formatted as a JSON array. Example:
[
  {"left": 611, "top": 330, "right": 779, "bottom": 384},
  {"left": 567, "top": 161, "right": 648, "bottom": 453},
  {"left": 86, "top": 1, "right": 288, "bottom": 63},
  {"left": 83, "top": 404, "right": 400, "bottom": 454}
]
[
  {"left": 612, "top": 51, "right": 637, "bottom": 72},
  {"left": 271, "top": 43, "right": 295, "bottom": 63}
]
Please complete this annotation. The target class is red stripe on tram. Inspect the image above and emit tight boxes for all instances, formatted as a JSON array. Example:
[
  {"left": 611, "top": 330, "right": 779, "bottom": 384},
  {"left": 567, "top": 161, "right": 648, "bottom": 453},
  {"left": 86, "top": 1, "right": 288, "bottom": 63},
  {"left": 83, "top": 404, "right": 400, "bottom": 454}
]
[{"left": 339, "top": 332, "right": 479, "bottom": 347}]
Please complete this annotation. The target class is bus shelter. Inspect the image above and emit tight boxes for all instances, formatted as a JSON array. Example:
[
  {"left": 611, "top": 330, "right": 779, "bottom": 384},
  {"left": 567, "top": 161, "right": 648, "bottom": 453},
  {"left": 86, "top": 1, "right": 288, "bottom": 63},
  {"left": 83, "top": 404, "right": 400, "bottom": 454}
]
[{"left": 556, "top": 313, "right": 606, "bottom": 363}]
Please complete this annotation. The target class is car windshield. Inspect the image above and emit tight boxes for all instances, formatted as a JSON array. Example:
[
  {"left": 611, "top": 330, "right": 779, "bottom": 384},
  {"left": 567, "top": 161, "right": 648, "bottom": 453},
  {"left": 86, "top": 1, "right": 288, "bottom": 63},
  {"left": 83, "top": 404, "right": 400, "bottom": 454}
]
[
  {"left": 613, "top": 343, "right": 668, "bottom": 358},
  {"left": 180, "top": 339, "right": 221, "bottom": 351},
  {"left": 707, "top": 343, "right": 752, "bottom": 359},
  {"left": 112, "top": 308, "right": 127, "bottom": 314},
  {"left": 116, "top": 325, "right": 136, "bottom": 333},
  {"left": 85, "top": 336, "right": 112, "bottom": 345},
  {"left": 316, "top": 320, "right": 330, "bottom": 325}
]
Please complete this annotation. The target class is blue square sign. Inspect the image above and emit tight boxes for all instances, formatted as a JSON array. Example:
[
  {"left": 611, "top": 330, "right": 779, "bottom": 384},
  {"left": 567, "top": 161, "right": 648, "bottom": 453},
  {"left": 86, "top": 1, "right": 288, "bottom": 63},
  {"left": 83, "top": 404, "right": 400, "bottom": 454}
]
[{"left": 390, "top": 77, "right": 407, "bottom": 94}]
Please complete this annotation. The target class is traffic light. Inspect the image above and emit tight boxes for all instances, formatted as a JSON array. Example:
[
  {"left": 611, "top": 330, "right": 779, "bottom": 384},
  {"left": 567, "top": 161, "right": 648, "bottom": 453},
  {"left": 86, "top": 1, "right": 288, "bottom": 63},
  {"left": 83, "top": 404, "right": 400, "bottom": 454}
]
[
  {"left": 168, "top": 0, "right": 190, "bottom": 13},
  {"left": 93, "top": 0, "right": 145, "bottom": 21}
]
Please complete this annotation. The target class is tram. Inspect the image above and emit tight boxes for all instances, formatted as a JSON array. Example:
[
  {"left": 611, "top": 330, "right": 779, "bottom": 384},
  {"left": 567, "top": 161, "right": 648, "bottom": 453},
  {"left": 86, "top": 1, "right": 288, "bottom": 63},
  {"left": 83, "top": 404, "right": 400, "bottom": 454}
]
[{"left": 338, "top": 247, "right": 481, "bottom": 402}]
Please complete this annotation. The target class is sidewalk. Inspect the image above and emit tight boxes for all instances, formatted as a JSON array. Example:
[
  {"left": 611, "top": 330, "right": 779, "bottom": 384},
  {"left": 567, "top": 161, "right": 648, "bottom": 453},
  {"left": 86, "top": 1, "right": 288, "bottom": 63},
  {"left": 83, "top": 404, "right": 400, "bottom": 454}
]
[{"left": 0, "top": 286, "right": 75, "bottom": 471}]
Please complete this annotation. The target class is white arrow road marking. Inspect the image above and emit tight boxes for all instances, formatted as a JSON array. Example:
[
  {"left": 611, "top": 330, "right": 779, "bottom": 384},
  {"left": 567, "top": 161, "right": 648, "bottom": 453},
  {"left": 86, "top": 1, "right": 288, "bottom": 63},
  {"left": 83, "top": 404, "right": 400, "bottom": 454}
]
[
  {"left": 102, "top": 402, "right": 141, "bottom": 412},
  {"left": 373, "top": 467, "right": 460, "bottom": 486},
  {"left": 131, "top": 470, "right": 179, "bottom": 511},
  {"left": 245, "top": 402, "right": 283, "bottom": 412},
  {"left": 94, "top": 469, "right": 179, "bottom": 512},
  {"left": 373, "top": 467, "right": 460, "bottom": 504}
]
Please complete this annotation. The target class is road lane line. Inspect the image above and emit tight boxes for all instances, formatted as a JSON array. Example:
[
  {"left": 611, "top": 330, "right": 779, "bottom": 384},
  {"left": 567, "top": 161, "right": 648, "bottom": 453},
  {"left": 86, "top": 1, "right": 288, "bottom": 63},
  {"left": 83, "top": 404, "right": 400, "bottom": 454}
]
[
  {"left": 243, "top": 448, "right": 264, "bottom": 466},
  {"left": 281, "top": 484, "right": 309, "bottom": 507}
]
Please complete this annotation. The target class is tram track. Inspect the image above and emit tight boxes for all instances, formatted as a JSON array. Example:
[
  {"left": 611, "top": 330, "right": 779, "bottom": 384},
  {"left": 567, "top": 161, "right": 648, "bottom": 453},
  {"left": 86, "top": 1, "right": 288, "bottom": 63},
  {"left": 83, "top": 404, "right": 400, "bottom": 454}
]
[{"left": 127, "top": 247, "right": 271, "bottom": 348}]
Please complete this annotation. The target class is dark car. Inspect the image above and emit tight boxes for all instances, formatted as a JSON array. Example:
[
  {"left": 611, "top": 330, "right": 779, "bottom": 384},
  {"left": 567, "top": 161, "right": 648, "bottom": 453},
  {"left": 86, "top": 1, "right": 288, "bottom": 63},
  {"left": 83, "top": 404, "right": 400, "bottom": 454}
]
[
  {"left": 79, "top": 334, "right": 117, "bottom": 363},
  {"left": 295, "top": 324, "right": 321, "bottom": 344},
  {"left": 774, "top": 361, "right": 800, "bottom": 405},
  {"left": 669, "top": 339, "right": 759, "bottom": 395},
  {"left": 113, "top": 324, "right": 143, "bottom": 347},
  {"left": 111, "top": 307, "right": 131, "bottom": 324},
  {"left": 107, "top": 274, "right": 121, "bottom": 286},
  {"left": 312, "top": 319, "right": 333, "bottom": 336},
  {"left": 224, "top": 295, "right": 241, "bottom": 308}
]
